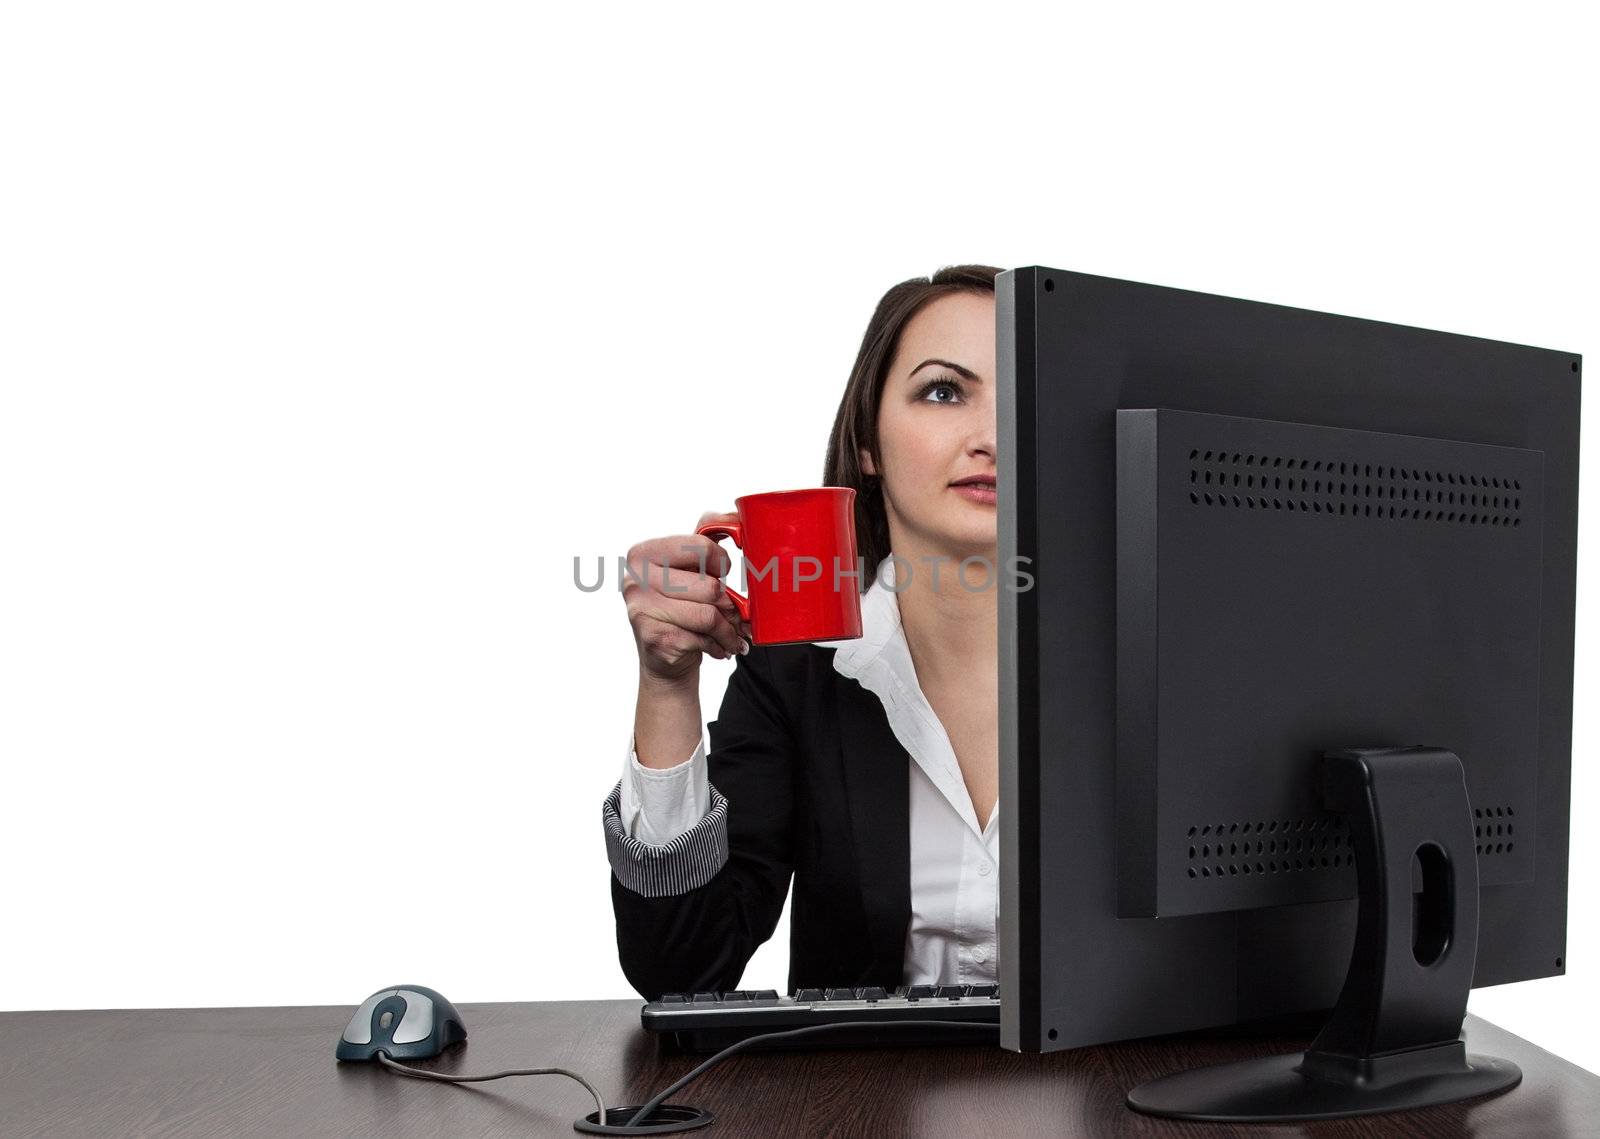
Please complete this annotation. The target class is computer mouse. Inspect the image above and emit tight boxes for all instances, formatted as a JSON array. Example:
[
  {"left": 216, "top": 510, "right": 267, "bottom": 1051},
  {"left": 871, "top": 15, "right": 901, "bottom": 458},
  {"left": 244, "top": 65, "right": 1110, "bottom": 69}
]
[{"left": 335, "top": 984, "right": 468, "bottom": 1061}]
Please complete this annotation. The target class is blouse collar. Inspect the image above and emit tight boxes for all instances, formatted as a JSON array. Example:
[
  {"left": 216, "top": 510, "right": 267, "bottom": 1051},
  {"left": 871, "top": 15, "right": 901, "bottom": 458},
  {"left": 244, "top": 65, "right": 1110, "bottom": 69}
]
[{"left": 818, "top": 554, "right": 994, "bottom": 838}]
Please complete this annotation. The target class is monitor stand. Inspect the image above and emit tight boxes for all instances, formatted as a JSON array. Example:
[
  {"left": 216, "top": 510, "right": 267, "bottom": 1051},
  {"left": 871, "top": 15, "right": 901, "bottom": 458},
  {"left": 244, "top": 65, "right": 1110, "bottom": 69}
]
[{"left": 1127, "top": 746, "right": 1522, "bottom": 1122}]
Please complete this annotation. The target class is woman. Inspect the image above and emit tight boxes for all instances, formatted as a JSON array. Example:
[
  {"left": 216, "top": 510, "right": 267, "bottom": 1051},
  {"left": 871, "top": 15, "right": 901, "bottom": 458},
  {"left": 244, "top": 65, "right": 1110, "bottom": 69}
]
[{"left": 604, "top": 265, "right": 1003, "bottom": 1000}]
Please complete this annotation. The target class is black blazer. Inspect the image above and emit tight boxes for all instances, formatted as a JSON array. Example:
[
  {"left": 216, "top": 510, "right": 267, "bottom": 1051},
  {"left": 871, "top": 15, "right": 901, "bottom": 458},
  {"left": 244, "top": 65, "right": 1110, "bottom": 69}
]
[{"left": 606, "top": 642, "right": 912, "bottom": 1000}]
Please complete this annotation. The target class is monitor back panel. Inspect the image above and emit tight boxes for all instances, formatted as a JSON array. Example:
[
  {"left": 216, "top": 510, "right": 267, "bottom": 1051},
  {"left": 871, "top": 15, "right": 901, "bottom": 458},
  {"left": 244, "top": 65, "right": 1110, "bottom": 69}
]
[
  {"left": 1115, "top": 408, "right": 1542, "bottom": 919},
  {"left": 996, "top": 267, "right": 1579, "bottom": 1053}
]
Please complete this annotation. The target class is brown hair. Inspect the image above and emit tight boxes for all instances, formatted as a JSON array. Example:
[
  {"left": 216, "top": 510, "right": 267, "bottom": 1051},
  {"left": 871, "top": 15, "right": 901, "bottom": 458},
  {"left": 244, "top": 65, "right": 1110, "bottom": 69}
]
[{"left": 822, "top": 264, "right": 1003, "bottom": 591}]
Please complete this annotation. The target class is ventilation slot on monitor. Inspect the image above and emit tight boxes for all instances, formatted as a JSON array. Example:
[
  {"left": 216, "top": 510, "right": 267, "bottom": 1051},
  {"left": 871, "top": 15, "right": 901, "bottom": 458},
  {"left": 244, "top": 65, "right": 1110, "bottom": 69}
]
[
  {"left": 1183, "top": 815, "right": 1350, "bottom": 880},
  {"left": 1473, "top": 804, "right": 1517, "bottom": 856},
  {"left": 1184, "top": 449, "right": 1524, "bottom": 526},
  {"left": 1182, "top": 805, "right": 1519, "bottom": 878}
]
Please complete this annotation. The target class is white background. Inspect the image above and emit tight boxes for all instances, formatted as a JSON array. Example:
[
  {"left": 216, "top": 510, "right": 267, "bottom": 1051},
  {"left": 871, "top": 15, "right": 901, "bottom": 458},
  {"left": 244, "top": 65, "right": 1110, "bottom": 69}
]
[{"left": 2, "top": 1, "right": 1595, "bottom": 1073}]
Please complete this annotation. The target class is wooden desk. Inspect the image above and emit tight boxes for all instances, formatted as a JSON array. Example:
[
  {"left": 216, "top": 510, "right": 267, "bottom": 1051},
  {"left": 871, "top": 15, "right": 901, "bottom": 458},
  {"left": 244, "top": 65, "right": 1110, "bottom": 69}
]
[{"left": 1, "top": 1002, "right": 1596, "bottom": 1137}]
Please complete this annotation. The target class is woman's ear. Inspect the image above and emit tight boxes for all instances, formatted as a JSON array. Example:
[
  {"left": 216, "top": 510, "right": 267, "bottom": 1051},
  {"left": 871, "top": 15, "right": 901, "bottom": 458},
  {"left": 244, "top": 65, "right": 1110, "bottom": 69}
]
[{"left": 858, "top": 447, "right": 877, "bottom": 478}]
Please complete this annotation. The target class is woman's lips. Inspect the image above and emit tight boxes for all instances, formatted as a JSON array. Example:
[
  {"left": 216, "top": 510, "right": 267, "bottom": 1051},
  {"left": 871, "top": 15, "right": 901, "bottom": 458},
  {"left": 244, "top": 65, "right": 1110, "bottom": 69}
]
[{"left": 951, "top": 483, "right": 997, "bottom": 505}]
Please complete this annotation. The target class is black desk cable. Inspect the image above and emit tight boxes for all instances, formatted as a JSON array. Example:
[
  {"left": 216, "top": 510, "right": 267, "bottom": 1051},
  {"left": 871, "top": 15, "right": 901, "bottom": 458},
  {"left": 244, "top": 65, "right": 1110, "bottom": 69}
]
[{"left": 375, "top": 1019, "right": 994, "bottom": 1135}]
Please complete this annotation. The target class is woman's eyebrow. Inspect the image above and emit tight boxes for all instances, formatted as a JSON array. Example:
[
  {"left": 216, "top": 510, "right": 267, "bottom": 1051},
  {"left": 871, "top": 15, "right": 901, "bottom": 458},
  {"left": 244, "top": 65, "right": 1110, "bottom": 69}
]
[{"left": 907, "top": 358, "right": 980, "bottom": 382}]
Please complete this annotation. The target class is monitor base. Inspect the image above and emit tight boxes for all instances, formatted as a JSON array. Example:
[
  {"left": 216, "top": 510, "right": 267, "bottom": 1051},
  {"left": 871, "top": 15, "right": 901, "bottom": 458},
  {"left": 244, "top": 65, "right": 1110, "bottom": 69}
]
[
  {"left": 1129, "top": 746, "right": 1524, "bottom": 1122},
  {"left": 1127, "top": 1038, "right": 1520, "bottom": 1122}
]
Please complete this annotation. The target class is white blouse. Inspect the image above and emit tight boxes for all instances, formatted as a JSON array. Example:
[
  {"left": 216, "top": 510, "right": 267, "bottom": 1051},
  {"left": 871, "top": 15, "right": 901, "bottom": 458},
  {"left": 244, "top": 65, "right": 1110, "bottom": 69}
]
[{"left": 615, "top": 554, "right": 999, "bottom": 987}]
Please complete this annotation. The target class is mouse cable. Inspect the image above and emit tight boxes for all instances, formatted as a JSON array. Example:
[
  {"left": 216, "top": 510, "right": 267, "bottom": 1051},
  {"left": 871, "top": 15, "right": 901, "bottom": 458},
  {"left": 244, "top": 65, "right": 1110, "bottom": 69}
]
[
  {"left": 375, "top": 1050, "right": 609, "bottom": 1125},
  {"left": 381, "top": 1019, "right": 992, "bottom": 1134}
]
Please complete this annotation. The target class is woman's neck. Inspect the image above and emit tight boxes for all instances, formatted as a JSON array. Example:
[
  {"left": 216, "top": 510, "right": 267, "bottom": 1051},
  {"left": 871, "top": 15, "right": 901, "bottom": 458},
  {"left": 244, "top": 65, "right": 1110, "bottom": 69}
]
[{"left": 888, "top": 535, "right": 999, "bottom": 685}]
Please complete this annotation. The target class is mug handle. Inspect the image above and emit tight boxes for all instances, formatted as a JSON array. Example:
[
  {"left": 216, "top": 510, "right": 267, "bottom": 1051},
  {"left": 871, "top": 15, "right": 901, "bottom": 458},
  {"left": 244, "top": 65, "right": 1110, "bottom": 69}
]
[{"left": 695, "top": 520, "right": 752, "bottom": 623}]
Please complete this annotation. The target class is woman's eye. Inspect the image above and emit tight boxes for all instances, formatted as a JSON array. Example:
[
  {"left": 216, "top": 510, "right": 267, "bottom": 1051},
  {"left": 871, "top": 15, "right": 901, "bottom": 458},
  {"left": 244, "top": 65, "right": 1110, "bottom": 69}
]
[{"left": 917, "top": 379, "right": 963, "bottom": 404}]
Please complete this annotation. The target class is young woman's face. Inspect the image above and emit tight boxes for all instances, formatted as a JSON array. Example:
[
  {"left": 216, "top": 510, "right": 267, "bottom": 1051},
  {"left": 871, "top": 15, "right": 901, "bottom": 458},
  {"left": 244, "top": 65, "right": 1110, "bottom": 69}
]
[{"left": 861, "top": 291, "right": 998, "bottom": 560}]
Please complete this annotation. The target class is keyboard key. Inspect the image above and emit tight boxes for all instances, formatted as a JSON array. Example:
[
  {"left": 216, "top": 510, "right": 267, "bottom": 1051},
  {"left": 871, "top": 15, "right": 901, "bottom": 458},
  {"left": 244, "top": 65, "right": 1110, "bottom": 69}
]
[
  {"left": 660, "top": 994, "right": 686, "bottom": 1004},
  {"left": 693, "top": 992, "right": 719, "bottom": 1004},
  {"left": 907, "top": 985, "right": 937, "bottom": 1001},
  {"left": 935, "top": 985, "right": 968, "bottom": 999},
  {"left": 795, "top": 988, "right": 824, "bottom": 1003},
  {"left": 967, "top": 984, "right": 999, "bottom": 998},
  {"left": 824, "top": 988, "right": 856, "bottom": 1001},
  {"left": 720, "top": 992, "right": 752, "bottom": 1003},
  {"left": 857, "top": 987, "right": 888, "bottom": 1001},
  {"left": 752, "top": 990, "right": 780, "bottom": 1001}
]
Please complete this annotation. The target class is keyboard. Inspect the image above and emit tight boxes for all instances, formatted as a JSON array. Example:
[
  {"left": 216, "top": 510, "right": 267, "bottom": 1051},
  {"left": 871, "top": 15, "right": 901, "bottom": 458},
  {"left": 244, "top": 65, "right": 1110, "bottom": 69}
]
[{"left": 640, "top": 984, "right": 1001, "bottom": 1052}]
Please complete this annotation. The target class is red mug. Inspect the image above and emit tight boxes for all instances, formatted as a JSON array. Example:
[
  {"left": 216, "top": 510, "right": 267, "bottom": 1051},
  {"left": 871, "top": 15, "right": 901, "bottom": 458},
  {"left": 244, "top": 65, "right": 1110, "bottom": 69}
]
[{"left": 696, "top": 487, "right": 864, "bottom": 646}]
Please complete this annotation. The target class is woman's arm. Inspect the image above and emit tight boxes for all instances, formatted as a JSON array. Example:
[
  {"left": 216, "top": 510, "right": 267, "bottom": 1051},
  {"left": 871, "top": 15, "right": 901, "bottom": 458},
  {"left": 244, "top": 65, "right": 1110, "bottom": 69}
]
[
  {"left": 604, "top": 646, "right": 795, "bottom": 999},
  {"left": 617, "top": 669, "right": 712, "bottom": 846},
  {"left": 633, "top": 669, "right": 705, "bottom": 769}
]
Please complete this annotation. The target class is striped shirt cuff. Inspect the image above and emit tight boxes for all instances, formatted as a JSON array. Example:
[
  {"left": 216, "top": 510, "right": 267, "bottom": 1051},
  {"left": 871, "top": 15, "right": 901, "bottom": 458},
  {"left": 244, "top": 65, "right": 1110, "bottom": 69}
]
[{"left": 603, "top": 779, "right": 730, "bottom": 897}]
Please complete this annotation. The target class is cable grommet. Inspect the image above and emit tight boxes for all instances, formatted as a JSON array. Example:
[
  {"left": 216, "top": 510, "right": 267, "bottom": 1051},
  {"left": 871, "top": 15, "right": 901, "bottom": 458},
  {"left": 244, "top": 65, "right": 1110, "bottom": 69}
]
[{"left": 574, "top": 1103, "right": 715, "bottom": 1135}]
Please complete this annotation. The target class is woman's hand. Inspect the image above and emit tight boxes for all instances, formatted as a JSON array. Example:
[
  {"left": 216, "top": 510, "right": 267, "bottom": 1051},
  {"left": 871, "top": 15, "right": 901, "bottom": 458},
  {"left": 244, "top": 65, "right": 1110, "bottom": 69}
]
[{"left": 623, "top": 511, "right": 752, "bottom": 684}]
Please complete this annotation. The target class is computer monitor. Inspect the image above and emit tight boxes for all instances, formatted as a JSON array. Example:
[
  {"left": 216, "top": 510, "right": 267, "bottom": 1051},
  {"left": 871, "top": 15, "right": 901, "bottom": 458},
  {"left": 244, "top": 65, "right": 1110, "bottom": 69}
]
[{"left": 995, "top": 267, "right": 1580, "bottom": 1120}]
